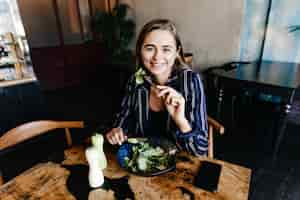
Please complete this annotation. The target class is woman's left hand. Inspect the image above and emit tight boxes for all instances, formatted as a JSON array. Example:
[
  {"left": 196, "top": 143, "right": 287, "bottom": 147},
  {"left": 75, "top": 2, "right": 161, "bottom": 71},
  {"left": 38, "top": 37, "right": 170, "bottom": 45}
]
[{"left": 156, "top": 85, "right": 190, "bottom": 131}]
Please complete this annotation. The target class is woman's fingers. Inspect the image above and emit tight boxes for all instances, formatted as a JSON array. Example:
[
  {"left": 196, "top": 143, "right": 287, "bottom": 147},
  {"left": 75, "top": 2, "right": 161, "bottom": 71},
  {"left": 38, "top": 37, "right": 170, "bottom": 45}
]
[
  {"left": 105, "top": 128, "right": 126, "bottom": 145},
  {"left": 156, "top": 86, "right": 173, "bottom": 98},
  {"left": 156, "top": 85, "right": 182, "bottom": 106},
  {"left": 156, "top": 85, "right": 186, "bottom": 124},
  {"left": 156, "top": 85, "right": 168, "bottom": 89},
  {"left": 106, "top": 134, "right": 114, "bottom": 144},
  {"left": 115, "top": 130, "right": 126, "bottom": 145},
  {"left": 115, "top": 128, "right": 126, "bottom": 145},
  {"left": 106, "top": 131, "right": 116, "bottom": 144},
  {"left": 170, "top": 96, "right": 181, "bottom": 106},
  {"left": 165, "top": 93, "right": 178, "bottom": 105},
  {"left": 164, "top": 92, "right": 171, "bottom": 104}
]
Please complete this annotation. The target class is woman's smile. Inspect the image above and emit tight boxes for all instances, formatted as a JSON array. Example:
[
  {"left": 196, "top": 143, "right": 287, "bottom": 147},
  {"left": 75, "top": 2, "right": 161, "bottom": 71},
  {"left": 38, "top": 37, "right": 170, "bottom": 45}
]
[{"left": 151, "top": 62, "right": 167, "bottom": 68}]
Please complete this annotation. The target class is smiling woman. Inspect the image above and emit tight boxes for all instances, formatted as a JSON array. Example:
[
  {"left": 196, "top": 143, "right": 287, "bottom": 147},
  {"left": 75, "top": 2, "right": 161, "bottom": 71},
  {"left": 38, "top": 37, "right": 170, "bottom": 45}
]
[{"left": 105, "top": 19, "right": 209, "bottom": 157}]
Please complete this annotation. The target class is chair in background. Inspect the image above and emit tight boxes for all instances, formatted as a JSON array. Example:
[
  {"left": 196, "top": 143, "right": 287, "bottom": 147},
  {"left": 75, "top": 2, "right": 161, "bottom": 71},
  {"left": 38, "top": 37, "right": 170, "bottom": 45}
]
[
  {"left": 183, "top": 53, "right": 225, "bottom": 159},
  {"left": 184, "top": 52, "right": 193, "bottom": 67},
  {"left": 203, "top": 61, "right": 252, "bottom": 128},
  {"left": 287, "top": 88, "right": 300, "bottom": 126},
  {"left": 207, "top": 116, "right": 225, "bottom": 158},
  {"left": 0, "top": 120, "right": 84, "bottom": 185},
  {"left": 272, "top": 88, "right": 300, "bottom": 159}
]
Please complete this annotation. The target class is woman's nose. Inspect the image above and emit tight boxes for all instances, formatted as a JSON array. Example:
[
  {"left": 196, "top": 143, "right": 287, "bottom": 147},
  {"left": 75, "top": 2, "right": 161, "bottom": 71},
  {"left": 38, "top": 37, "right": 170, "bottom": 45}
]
[{"left": 153, "top": 49, "right": 163, "bottom": 60}]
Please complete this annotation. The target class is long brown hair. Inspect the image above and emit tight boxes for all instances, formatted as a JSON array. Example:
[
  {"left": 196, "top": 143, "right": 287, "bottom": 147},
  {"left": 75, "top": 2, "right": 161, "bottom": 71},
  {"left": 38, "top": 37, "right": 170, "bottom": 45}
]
[{"left": 135, "top": 19, "right": 187, "bottom": 70}]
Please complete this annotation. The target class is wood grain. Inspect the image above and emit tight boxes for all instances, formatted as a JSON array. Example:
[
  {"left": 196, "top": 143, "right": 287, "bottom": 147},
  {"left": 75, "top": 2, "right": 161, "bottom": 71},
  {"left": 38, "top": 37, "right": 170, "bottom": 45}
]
[
  {"left": 0, "top": 162, "right": 74, "bottom": 200},
  {"left": 0, "top": 145, "right": 251, "bottom": 200},
  {"left": 64, "top": 146, "right": 251, "bottom": 200},
  {"left": 125, "top": 153, "right": 249, "bottom": 200},
  {"left": 88, "top": 188, "right": 115, "bottom": 200}
]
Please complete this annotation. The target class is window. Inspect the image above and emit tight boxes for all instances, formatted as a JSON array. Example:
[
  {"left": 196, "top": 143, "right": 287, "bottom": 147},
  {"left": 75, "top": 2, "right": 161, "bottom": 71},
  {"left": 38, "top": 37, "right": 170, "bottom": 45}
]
[{"left": 0, "top": 0, "right": 25, "bottom": 36}]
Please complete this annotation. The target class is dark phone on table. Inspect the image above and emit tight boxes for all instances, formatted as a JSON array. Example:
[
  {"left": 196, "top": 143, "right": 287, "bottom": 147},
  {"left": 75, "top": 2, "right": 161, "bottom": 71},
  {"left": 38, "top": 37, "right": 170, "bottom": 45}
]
[{"left": 194, "top": 161, "right": 222, "bottom": 192}]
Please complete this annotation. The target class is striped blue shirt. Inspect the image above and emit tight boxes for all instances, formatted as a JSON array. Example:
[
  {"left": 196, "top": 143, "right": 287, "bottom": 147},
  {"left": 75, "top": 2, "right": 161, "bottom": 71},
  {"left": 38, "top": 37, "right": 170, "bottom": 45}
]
[{"left": 113, "top": 67, "right": 208, "bottom": 156}]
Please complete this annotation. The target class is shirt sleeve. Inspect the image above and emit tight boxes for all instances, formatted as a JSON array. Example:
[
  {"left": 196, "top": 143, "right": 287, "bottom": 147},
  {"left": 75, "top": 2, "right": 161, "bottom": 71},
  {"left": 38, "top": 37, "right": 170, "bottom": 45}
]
[
  {"left": 112, "top": 76, "right": 136, "bottom": 135},
  {"left": 175, "top": 71, "right": 208, "bottom": 156}
]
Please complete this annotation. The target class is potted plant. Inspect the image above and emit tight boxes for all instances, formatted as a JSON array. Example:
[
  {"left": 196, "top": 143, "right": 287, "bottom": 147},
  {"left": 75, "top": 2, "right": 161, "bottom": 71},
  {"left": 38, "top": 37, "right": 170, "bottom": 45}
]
[{"left": 92, "top": 3, "right": 136, "bottom": 65}]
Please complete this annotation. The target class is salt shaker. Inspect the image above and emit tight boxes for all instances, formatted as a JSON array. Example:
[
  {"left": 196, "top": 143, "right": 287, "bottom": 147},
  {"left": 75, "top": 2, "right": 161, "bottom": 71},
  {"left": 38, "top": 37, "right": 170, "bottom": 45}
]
[{"left": 85, "top": 134, "right": 107, "bottom": 188}]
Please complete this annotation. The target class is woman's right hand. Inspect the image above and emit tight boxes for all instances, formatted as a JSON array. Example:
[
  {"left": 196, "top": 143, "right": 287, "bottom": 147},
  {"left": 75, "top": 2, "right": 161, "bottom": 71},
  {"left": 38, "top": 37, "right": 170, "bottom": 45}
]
[{"left": 105, "top": 127, "right": 127, "bottom": 145}]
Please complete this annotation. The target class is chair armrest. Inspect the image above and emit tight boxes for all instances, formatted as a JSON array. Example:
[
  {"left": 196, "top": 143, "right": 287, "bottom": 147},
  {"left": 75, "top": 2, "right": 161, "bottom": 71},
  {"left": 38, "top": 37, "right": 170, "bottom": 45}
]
[
  {"left": 207, "top": 116, "right": 225, "bottom": 159},
  {"left": 207, "top": 116, "right": 225, "bottom": 134}
]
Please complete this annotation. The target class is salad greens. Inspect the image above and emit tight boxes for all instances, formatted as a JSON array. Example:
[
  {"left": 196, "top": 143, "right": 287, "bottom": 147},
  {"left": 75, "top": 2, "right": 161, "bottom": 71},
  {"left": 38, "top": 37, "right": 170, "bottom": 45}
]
[
  {"left": 124, "top": 140, "right": 173, "bottom": 173},
  {"left": 134, "top": 68, "right": 146, "bottom": 85}
]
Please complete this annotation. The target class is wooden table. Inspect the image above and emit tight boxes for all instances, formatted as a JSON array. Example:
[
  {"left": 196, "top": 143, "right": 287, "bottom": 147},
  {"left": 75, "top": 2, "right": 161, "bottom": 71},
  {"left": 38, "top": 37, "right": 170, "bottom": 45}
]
[{"left": 0, "top": 145, "right": 251, "bottom": 200}]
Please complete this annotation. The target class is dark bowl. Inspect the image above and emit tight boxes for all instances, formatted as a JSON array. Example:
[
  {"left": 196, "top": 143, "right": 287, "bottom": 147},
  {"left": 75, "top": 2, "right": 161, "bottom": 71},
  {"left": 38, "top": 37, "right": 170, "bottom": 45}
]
[{"left": 117, "top": 137, "right": 177, "bottom": 177}]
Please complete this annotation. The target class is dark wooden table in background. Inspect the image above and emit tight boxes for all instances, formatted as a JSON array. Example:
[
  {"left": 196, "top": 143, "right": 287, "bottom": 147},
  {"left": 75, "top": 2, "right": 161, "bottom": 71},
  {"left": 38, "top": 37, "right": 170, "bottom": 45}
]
[{"left": 209, "top": 61, "right": 300, "bottom": 161}]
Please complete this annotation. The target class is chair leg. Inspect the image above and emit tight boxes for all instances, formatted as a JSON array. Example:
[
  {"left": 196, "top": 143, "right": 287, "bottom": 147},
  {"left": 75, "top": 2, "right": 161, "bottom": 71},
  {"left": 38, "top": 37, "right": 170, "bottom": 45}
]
[
  {"left": 231, "top": 96, "right": 237, "bottom": 128},
  {"left": 65, "top": 128, "right": 73, "bottom": 147},
  {"left": 0, "top": 170, "right": 4, "bottom": 186},
  {"left": 208, "top": 126, "right": 214, "bottom": 159}
]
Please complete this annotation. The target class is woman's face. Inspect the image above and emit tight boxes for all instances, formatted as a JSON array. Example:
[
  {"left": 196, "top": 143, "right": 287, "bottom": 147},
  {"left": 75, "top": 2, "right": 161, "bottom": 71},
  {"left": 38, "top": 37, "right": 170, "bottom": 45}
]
[{"left": 141, "top": 30, "right": 178, "bottom": 82}]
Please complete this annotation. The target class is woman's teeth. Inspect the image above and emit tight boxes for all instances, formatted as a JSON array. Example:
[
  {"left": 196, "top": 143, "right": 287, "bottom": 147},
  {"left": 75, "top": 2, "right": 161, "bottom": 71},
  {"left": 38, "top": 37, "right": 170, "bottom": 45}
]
[{"left": 152, "top": 63, "right": 164, "bottom": 67}]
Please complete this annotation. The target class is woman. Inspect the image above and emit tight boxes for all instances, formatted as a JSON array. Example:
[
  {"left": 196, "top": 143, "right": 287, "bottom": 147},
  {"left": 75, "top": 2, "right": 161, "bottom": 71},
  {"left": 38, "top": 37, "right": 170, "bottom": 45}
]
[{"left": 105, "top": 19, "right": 208, "bottom": 156}]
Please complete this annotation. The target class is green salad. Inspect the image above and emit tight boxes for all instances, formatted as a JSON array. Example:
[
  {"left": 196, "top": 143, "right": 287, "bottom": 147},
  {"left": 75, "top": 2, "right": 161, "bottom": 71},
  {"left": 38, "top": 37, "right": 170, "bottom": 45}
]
[{"left": 124, "top": 139, "right": 173, "bottom": 173}]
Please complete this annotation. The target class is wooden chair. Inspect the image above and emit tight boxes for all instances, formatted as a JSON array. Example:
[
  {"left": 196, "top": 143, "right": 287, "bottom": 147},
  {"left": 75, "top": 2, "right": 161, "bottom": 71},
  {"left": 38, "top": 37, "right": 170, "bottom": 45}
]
[
  {"left": 183, "top": 54, "right": 225, "bottom": 159},
  {"left": 0, "top": 120, "right": 84, "bottom": 185},
  {"left": 207, "top": 116, "right": 225, "bottom": 159}
]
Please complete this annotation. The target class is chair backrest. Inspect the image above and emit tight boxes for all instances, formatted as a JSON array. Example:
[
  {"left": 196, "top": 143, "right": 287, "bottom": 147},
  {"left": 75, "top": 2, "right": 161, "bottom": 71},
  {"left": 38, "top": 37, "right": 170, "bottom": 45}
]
[
  {"left": 0, "top": 120, "right": 84, "bottom": 185},
  {"left": 207, "top": 116, "right": 225, "bottom": 159},
  {"left": 0, "top": 120, "right": 84, "bottom": 151}
]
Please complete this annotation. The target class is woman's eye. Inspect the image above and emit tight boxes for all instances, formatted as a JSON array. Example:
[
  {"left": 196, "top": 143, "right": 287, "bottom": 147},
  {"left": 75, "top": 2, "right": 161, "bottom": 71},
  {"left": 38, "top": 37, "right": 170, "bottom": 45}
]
[
  {"left": 144, "top": 47, "right": 154, "bottom": 51},
  {"left": 163, "top": 48, "right": 171, "bottom": 53}
]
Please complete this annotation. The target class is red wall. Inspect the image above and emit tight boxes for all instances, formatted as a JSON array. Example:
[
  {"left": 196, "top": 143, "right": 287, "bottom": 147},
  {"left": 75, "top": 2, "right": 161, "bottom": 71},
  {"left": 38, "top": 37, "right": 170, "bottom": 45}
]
[{"left": 30, "top": 43, "right": 104, "bottom": 90}]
